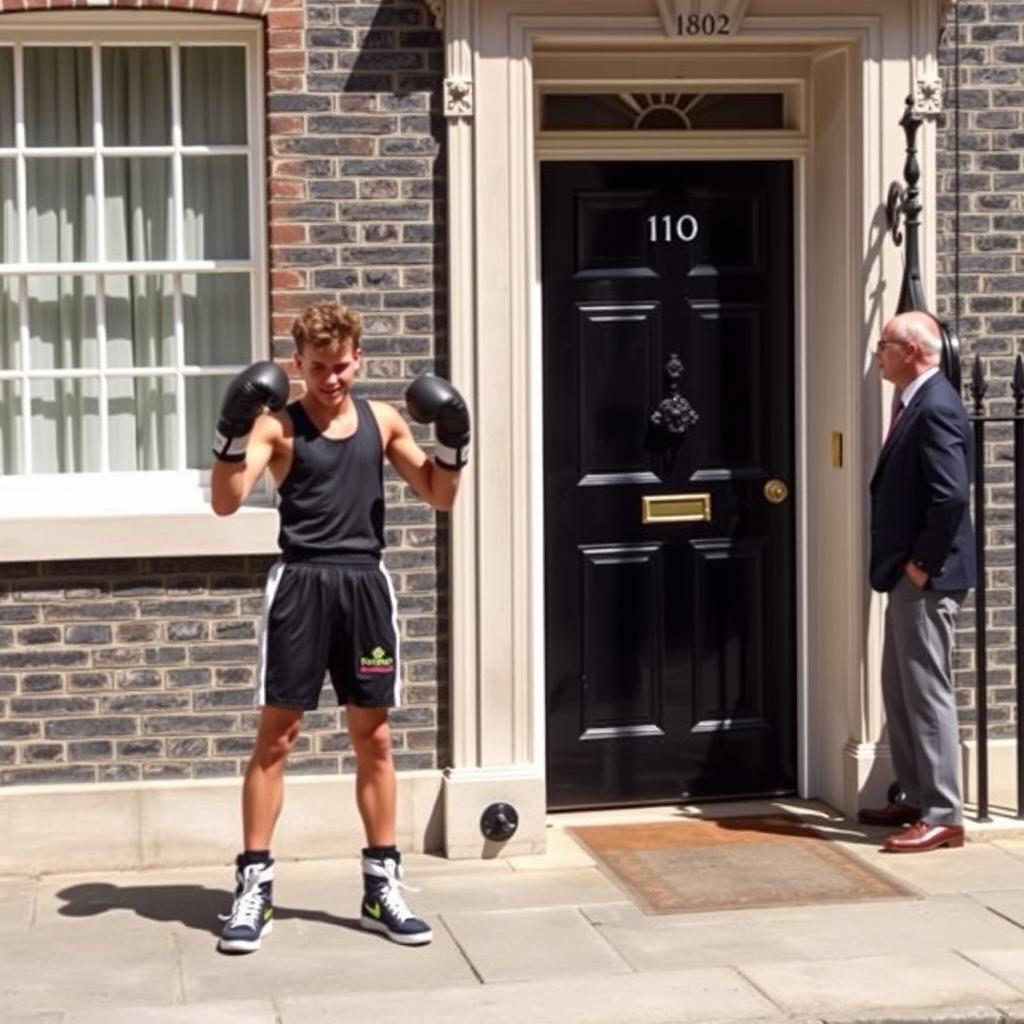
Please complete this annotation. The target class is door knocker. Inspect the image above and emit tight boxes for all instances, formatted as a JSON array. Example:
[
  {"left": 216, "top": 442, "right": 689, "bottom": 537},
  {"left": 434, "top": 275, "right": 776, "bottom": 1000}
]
[{"left": 649, "top": 353, "right": 699, "bottom": 437}]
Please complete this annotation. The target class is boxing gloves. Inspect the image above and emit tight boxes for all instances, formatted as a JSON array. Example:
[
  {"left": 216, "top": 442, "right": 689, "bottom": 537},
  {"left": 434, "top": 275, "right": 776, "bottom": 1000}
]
[
  {"left": 213, "top": 361, "right": 289, "bottom": 462},
  {"left": 405, "top": 373, "right": 471, "bottom": 470}
]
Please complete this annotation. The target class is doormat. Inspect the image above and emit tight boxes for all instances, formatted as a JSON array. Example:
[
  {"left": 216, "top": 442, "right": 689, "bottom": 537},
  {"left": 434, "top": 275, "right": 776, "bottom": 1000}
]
[{"left": 570, "top": 814, "right": 914, "bottom": 915}]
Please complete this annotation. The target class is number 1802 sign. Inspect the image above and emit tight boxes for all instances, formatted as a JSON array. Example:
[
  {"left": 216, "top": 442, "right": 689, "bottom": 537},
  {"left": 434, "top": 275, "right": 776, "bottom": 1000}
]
[
  {"left": 678, "top": 14, "right": 731, "bottom": 36},
  {"left": 648, "top": 214, "right": 699, "bottom": 243}
]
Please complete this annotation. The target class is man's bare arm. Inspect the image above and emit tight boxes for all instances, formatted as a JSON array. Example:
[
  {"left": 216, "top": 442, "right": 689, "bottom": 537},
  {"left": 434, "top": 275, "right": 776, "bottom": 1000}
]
[
  {"left": 378, "top": 403, "right": 461, "bottom": 512},
  {"left": 211, "top": 414, "right": 281, "bottom": 516}
]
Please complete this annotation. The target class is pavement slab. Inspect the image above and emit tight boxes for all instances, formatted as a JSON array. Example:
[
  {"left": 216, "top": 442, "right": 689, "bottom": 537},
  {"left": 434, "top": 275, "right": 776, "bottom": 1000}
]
[
  {"left": 585, "top": 894, "right": 1024, "bottom": 971},
  {"left": 411, "top": 864, "right": 628, "bottom": 913},
  {"left": 962, "top": 948, "right": 1024, "bottom": 994},
  {"left": 64, "top": 1000, "right": 279, "bottom": 1024},
  {"left": 817, "top": 1008, "right": 1005, "bottom": 1023},
  {"left": 177, "top": 909, "right": 478, "bottom": 1002},
  {"left": 36, "top": 871, "right": 230, "bottom": 933},
  {"left": 277, "top": 967, "right": 781, "bottom": 1024},
  {"left": 266, "top": 856, "right": 628, "bottom": 915},
  {"left": 0, "top": 876, "right": 37, "bottom": 931},
  {"left": 840, "top": 841, "right": 1024, "bottom": 896},
  {"left": 440, "top": 905, "right": 632, "bottom": 983},
  {"left": 739, "top": 952, "right": 1022, "bottom": 1016},
  {"left": 505, "top": 827, "right": 597, "bottom": 871},
  {"left": 1, "top": 918, "right": 180, "bottom": 1016},
  {"left": 972, "top": 891, "right": 1024, "bottom": 931}
]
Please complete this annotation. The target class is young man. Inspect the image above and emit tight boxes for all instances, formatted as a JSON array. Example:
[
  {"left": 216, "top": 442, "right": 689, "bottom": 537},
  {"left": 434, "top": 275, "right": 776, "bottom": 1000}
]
[{"left": 210, "top": 302, "right": 469, "bottom": 952}]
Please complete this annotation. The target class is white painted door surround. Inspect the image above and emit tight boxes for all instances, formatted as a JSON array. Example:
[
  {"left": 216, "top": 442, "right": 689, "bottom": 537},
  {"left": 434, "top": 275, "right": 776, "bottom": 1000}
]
[{"left": 436, "top": 0, "right": 947, "bottom": 857}]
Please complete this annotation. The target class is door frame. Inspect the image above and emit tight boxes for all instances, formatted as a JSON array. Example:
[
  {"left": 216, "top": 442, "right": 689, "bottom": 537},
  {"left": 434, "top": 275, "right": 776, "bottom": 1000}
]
[
  {"left": 438, "top": 0, "right": 944, "bottom": 857},
  {"left": 538, "top": 153, "right": 804, "bottom": 807}
]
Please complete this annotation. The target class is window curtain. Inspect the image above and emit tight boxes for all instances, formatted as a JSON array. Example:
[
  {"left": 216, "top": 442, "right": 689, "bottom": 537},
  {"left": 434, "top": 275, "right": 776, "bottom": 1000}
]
[
  {"left": 102, "top": 47, "right": 176, "bottom": 473},
  {"left": 0, "top": 47, "right": 18, "bottom": 473},
  {"left": 8, "top": 44, "right": 251, "bottom": 475},
  {"left": 24, "top": 47, "right": 99, "bottom": 473},
  {"left": 180, "top": 46, "right": 251, "bottom": 471}
]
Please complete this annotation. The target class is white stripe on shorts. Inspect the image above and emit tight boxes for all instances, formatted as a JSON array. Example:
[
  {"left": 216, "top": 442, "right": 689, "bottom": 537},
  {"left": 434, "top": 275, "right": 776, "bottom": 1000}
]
[
  {"left": 378, "top": 560, "right": 402, "bottom": 708},
  {"left": 255, "top": 560, "right": 288, "bottom": 708}
]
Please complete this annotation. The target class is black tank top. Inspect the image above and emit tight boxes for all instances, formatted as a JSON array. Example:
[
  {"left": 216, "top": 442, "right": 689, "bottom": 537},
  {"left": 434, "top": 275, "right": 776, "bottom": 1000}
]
[{"left": 277, "top": 398, "right": 386, "bottom": 561}]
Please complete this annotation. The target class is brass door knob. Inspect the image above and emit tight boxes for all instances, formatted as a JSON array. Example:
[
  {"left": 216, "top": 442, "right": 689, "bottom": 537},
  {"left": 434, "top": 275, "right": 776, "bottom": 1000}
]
[{"left": 764, "top": 479, "right": 789, "bottom": 504}]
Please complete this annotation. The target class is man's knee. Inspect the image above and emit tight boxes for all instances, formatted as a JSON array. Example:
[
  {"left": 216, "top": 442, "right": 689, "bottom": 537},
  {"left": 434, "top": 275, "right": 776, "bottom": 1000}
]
[
  {"left": 350, "top": 712, "right": 392, "bottom": 764},
  {"left": 252, "top": 712, "right": 303, "bottom": 767}
]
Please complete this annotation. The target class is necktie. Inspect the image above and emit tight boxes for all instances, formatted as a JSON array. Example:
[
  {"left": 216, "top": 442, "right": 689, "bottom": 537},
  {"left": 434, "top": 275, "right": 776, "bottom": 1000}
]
[{"left": 883, "top": 399, "right": 904, "bottom": 447}]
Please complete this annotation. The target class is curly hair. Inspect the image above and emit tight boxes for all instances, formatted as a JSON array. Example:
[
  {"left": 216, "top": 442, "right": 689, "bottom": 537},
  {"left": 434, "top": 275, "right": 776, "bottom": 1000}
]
[{"left": 291, "top": 303, "right": 363, "bottom": 354}]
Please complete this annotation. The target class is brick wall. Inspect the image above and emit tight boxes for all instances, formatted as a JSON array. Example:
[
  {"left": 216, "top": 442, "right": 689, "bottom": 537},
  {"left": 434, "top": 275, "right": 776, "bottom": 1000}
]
[
  {"left": 0, "top": 553, "right": 444, "bottom": 783},
  {"left": 0, "top": 0, "right": 450, "bottom": 785},
  {"left": 935, "top": 1, "right": 1023, "bottom": 741}
]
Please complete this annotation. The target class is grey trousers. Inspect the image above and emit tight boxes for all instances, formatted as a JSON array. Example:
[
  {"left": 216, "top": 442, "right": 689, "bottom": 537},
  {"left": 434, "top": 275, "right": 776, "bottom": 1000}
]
[{"left": 882, "top": 576, "right": 966, "bottom": 826}]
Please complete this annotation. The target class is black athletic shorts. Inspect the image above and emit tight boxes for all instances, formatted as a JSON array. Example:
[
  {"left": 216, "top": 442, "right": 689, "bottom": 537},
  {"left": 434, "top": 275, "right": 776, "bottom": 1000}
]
[{"left": 256, "top": 556, "right": 401, "bottom": 710}]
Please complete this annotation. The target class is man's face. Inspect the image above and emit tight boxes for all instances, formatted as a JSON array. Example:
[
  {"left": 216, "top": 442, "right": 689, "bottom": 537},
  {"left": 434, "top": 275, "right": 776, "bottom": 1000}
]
[
  {"left": 876, "top": 330, "right": 913, "bottom": 386},
  {"left": 296, "top": 341, "right": 362, "bottom": 409}
]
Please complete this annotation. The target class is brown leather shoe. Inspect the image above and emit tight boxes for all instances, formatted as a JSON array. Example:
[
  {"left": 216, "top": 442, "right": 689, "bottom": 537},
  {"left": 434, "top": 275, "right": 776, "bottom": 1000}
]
[
  {"left": 857, "top": 802, "right": 920, "bottom": 827},
  {"left": 882, "top": 820, "right": 964, "bottom": 853}
]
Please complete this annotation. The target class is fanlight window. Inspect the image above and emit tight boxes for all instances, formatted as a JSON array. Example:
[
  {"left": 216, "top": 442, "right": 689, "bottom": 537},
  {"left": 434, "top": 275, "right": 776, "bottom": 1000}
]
[{"left": 542, "top": 92, "right": 786, "bottom": 131}]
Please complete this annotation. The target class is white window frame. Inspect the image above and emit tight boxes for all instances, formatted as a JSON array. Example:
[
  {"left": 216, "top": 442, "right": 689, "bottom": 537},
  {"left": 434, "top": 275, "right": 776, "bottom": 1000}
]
[{"left": 0, "top": 13, "right": 276, "bottom": 561}]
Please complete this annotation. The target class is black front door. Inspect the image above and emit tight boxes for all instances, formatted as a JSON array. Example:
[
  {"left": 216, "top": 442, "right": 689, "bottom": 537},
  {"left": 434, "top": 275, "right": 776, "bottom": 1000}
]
[{"left": 542, "top": 160, "right": 796, "bottom": 809}]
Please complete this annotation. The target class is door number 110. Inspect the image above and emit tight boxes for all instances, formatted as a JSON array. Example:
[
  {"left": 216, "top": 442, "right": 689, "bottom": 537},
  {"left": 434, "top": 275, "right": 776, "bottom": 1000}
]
[{"left": 648, "top": 214, "right": 700, "bottom": 243}]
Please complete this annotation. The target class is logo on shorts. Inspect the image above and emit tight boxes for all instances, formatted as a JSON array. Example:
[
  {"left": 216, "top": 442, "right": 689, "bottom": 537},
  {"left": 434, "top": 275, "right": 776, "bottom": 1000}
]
[{"left": 360, "top": 645, "right": 395, "bottom": 675}]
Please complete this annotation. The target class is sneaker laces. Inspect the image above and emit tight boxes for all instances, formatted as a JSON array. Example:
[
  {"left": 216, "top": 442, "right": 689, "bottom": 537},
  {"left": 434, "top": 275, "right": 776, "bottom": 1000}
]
[
  {"left": 219, "top": 869, "right": 265, "bottom": 929},
  {"left": 372, "top": 859, "right": 421, "bottom": 924}
]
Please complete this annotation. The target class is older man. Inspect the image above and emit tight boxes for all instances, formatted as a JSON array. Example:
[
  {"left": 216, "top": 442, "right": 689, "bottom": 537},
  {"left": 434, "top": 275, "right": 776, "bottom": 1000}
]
[{"left": 858, "top": 311, "right": 975, "bottom": 853}]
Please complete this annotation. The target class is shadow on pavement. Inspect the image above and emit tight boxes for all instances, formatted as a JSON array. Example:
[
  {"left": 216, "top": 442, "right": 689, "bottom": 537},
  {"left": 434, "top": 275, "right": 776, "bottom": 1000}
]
[{"left": 53, "top": 882, "right": 362, "bottom": 937}]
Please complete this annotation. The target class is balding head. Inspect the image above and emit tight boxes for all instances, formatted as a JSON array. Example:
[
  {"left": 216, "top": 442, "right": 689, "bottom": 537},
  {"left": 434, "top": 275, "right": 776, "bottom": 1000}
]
[
  {"left": 876, "top": 311, "right": 943, "bottom": 388},
  {"left": 887, "top": 311, "right": 943, "bottom": 361}
]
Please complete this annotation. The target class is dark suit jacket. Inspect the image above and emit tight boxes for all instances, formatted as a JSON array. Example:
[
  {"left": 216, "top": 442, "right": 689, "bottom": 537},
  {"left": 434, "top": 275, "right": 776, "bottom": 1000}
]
[{"left": 869, "top": 371, "right": 975, "bottom": 594}]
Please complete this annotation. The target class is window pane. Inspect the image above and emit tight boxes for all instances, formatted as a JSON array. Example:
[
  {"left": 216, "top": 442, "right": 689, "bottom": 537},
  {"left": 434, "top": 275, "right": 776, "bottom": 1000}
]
[
  {"left": 0, "top": 158, "right": 15, "bottom": 262},
  {"left": 0, "top": 379, "right": 24, "bottom": 475},
  {"left": 185, "top": 374, "right": 229, "bottom": 470},
  {"left": 25, "top": 48, "right": 93, "bottom": 147},
  {"left": 28, "top": 275, "right": 98, "bottom": 369},
  {"left": 1, "top": 276, "right": 18, "bottom": 370},
  {"left": 31, "top": 377, "right": 101, "bottom": 473},
  {"left": 109, "top": 375, "right": 178, "bottom": 471},
  {"left": 181, "top": 47, "right": 247, "bottom": 145},
  {"left": 542, "top": 92, "right": 785, "bottom": 131},
  {"left": 183, "top": 156, "right": 249, "bottom": 259},
  {"left": 26, "top": 159, "right": 97, "bottom": 263},
  {"left": 102, "top": 48, "right": 171, "bottom": 147},
  {"left": 0, "top": 49, "right": 13, "bottom": 147},
  {"left": 184, "top": 274, "right": 250, "bottom": 366},
  {"left": 106, "top": 275, "right": 175, "bottom": 369},
  {"left": 104, "top": 157, "right": 174, "bottom": 262}
]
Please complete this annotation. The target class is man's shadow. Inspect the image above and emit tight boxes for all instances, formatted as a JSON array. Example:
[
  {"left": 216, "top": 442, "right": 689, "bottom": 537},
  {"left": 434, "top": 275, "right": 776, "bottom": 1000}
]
[{"left": 54, "top": 882, "right": 363, "bottom": 939}]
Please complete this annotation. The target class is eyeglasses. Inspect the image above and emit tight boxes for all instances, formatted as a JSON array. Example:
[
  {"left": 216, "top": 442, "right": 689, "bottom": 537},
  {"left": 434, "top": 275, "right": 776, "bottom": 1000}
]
[{"left": 876, "top": 337, "right": 908, "bottom": 352}]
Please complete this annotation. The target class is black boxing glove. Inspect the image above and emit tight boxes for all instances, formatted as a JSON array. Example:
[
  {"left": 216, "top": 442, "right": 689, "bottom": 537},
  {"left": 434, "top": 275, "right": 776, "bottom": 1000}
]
[
  {"left": 405, "top": 373, "right": 471, "bottom": 470},
  {"left": 212, "top": 361, "right": 289, "bottom": 462}
]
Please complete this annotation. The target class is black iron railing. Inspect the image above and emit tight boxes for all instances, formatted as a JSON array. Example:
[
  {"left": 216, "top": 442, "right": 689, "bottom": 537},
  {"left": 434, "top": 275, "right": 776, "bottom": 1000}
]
[{"left": 968, "top": 355, "right": 1024, "bottom": 822}]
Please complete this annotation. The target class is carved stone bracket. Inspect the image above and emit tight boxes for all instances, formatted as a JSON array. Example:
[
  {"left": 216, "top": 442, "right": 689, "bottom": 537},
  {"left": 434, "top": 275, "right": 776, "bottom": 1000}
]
[
  {"left": 426, "top": 0, "right": 444, "bottom": 30},
  {"left": 914, "top": 77, "right": 943, "bottom": 117},
  {"left": 444, "top": 77, "right": 474, "bottom": 119}
]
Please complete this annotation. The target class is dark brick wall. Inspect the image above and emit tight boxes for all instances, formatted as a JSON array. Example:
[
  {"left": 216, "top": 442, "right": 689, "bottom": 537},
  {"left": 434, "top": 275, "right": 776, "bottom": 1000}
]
[
  {"left": 0, "top": 0, "right": 449, "bottom": 786},
  {"left": 935, "top": 1, "right": 1023, "bottom": 741},
  {"left": 0, "top": 554, "right": 444, "bottom": 784}
]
